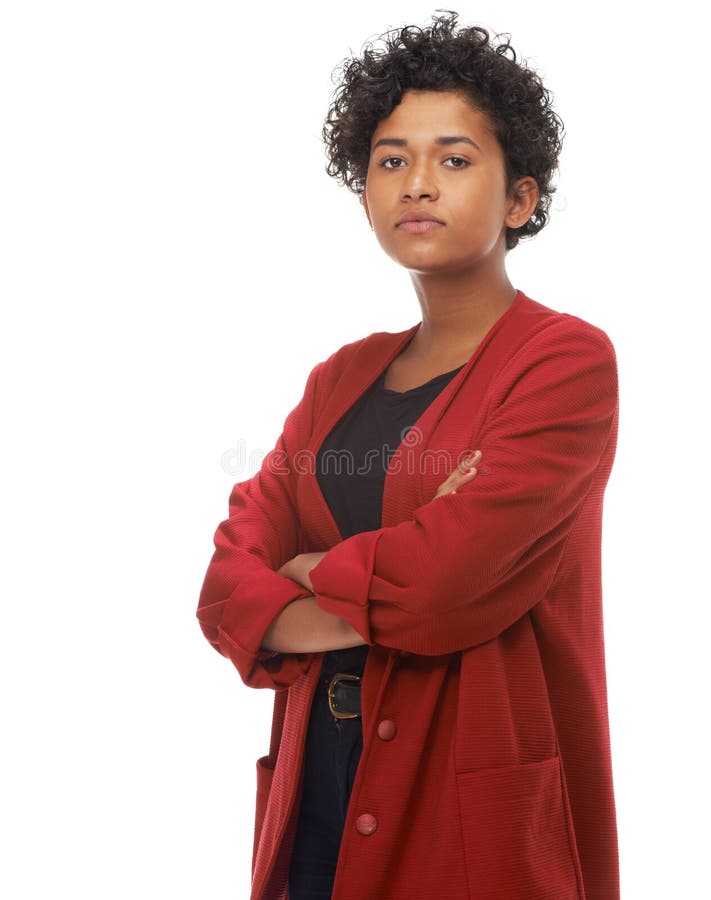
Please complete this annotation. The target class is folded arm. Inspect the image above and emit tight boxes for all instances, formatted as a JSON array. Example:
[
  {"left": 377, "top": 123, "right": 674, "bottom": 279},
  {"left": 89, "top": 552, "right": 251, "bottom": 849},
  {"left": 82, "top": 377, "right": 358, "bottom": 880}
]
[
  {"left": 261, "top": 593, "right": 367, "bottom": 653},
  {"left": 196, "top": 362, "right": 331, "bottom": 689},
  {"left": 308, "top": 320, "right": 619, "bottom": 655}
]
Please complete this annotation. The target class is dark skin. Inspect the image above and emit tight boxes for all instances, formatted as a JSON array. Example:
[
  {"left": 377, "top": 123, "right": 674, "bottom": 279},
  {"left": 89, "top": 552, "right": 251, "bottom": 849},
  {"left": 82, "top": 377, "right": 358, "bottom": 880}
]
[
  {"left": 263, "top": 89, "right": 540, "bottom": 653},
  {"left": 364, "top": 88, "right": 540, "bottom": 383}
]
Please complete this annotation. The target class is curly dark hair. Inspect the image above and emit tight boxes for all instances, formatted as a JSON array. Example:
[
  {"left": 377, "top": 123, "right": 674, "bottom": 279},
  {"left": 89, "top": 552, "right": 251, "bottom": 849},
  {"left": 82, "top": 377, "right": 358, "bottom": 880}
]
[{"left": 322, "top": 10, "right": 565, "bottom": 251}]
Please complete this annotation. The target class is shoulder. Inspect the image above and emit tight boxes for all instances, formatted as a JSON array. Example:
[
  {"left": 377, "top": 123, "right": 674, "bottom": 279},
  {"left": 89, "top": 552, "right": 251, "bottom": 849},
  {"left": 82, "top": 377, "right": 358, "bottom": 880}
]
[
  {"left": 477, "top": 293, "right": 619, "bottom": 415},
  {"left": 306, "top": 324, "right": 417, "bottom": 392},
  {"left": 510, "top": 293, "right": 617, "bottom": 368}
]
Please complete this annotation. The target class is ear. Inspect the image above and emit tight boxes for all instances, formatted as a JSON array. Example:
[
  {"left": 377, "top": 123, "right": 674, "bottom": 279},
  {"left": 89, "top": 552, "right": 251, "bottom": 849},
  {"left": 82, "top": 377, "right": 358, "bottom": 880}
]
[{"left": 505, "top": 177, "right": 540, "bottom": 229}]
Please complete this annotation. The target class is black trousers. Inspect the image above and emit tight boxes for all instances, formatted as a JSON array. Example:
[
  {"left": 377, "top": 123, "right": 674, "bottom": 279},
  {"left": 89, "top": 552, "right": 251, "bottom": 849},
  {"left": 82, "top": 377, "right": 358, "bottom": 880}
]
[{"left": 287, "top": 670, "right": 364, "bottom": 900}]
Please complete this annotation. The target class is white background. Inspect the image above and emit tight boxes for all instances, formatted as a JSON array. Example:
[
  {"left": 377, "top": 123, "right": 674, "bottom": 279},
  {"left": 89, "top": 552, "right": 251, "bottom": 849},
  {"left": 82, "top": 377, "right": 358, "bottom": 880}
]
[{"left": 1, "top": 2, "right": 707, "bottom": 898}]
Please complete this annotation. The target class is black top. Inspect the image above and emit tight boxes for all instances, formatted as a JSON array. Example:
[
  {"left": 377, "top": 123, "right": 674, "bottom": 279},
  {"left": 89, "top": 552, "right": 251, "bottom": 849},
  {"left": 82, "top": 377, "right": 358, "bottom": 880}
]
[{"left": 315, "top": 358, "right": 465, "bottom": 678}]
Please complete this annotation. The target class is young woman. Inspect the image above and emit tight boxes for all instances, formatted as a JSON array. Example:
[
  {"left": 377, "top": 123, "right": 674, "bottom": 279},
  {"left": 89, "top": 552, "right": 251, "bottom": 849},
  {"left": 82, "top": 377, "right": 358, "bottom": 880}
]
[{"left": 197, "top": 12, "right": 620, "bottom": 900}]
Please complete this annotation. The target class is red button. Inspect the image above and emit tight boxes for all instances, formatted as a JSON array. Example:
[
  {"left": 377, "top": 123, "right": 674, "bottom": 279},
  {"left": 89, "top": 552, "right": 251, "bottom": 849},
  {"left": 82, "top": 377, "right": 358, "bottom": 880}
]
[
  {"left": 377, "top": 719, "right": 397, "bottom": 741},
  {"left": 355, "top": 813, "right": 378, "bottom": 835}
]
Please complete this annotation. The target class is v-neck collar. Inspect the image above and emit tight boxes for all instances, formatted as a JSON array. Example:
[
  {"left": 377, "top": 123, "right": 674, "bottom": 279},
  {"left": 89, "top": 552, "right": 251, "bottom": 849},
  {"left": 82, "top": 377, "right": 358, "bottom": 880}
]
[
  {"left": 378, "top": 361, "right": 466, "bottom": 397},
  {"left": 306, "top": 289, "right": 525, "bottom": 544}
]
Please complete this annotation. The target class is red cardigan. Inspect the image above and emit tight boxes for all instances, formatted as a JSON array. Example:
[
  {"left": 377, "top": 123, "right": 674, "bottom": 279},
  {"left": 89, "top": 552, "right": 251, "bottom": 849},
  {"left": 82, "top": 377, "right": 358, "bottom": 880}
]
[{"left": 196, "top": 289, "right": 620, "bottom": 900}]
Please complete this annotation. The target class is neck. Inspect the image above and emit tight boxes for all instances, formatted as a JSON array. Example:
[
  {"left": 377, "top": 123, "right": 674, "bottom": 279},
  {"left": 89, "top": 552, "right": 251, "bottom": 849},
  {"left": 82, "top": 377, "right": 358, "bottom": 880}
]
[{"left": 407, "top": 270, "right": 518, "bottom": 359}]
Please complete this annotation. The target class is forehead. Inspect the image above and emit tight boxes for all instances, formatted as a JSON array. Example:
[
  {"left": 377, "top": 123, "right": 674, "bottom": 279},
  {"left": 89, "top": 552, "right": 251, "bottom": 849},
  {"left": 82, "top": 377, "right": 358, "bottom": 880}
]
[{"left": 369, "top": 90, "right": 494, "bottom": 150}]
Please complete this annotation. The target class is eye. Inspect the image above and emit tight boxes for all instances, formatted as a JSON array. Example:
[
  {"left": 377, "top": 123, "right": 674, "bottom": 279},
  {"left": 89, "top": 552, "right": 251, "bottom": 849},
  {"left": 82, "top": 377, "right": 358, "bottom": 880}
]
[
  {"left": 444, "top": 156, "right": 470, "bottom": 169},
  {"left": 380, "top": 157, "right": 405, "bottom": 169},
  {"left": 378, "top": 156, "right": 471, "bottom": 170}
]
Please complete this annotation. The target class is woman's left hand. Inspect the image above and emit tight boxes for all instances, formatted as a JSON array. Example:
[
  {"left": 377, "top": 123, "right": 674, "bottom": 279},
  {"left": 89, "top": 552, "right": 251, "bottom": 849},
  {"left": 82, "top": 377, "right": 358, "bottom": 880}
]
[{"left": 277, "top": 552, "right": 328, "bottom": 592}]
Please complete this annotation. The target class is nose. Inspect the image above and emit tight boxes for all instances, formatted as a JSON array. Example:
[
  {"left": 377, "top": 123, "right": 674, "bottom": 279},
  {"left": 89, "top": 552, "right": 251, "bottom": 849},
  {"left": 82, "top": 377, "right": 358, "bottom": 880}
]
[{"left": 401, "top": 163, "right": 439, "bottom": 201}]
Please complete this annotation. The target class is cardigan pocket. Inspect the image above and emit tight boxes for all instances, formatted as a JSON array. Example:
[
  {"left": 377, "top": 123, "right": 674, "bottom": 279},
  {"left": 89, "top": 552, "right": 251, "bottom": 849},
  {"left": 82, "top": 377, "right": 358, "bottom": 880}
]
[
  {"left": 252, "top": 754, "right": 275, "bottom": 876},
  {"left": 455, "top": 754, "right": 583, "bottom": 900}
]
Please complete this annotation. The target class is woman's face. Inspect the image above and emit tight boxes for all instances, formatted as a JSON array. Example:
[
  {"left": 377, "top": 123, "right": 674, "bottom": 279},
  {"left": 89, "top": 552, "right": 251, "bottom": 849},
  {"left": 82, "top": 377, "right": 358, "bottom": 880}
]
[{"left": 362, "top": 90, "right": 533, "bottom": 272}]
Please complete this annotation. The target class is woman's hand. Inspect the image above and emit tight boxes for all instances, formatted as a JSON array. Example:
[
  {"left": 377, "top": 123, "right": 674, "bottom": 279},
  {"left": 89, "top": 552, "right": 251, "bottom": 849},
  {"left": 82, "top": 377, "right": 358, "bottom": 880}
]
[
  {"left": 432, "top": 449, "right": 482, "bottom": 500},
  {"left": 277, "top": 551, "right": 328, "bottom": 592}
]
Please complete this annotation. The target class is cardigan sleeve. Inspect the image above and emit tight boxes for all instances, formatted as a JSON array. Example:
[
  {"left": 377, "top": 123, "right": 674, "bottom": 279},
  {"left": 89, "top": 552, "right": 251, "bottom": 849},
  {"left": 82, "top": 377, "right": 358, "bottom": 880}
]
[
  {"left": 308, "top": 320, "right": 619, "bottom": 655},
  {"left": 196, "top": 361, "right": 324, "bottom": 690}
]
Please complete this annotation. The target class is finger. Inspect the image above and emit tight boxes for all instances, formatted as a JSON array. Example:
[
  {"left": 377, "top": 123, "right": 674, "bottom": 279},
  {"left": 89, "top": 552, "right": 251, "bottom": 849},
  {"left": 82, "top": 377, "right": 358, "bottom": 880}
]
[
  {"left": 436, "top": 467, "right": 478, "bottom": 499},
  {"left": 451, "top": 464, "right": 478, "bottom": 482},
  {"left": 444, "top": 460, "right": 479, "bottom": 486},
  {"left": 458, "top": 449, "right": 482, "bottom": 472},
  {"left": 437, "top": 463, "right": 479, "bottom": 496}
]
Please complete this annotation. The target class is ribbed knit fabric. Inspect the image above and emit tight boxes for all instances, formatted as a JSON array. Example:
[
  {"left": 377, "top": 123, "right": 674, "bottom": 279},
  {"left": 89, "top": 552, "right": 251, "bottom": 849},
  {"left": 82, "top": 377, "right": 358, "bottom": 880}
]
[
  {"left": 288, "top": 362, "right": 466, "bottom": 899},
  {"left": 196, "top": 289, "right": 621, "bottom": 900},
  {"left": 315, "top": 360, "right": 465, "bottom": 680}
]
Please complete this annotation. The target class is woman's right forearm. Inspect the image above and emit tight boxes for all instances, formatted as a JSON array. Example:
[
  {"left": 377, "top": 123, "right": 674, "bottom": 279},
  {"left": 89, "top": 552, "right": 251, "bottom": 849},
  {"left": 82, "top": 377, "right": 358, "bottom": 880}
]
[{"left": 261, "top": 595, "right": 367, "bottom": 653}]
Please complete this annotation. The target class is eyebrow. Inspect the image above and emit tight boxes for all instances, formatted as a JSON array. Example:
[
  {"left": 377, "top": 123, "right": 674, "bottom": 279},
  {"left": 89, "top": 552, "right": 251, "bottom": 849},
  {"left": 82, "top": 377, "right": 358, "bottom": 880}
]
[{"left": 371, "top": 135, "right": 482, "bottom": 153}]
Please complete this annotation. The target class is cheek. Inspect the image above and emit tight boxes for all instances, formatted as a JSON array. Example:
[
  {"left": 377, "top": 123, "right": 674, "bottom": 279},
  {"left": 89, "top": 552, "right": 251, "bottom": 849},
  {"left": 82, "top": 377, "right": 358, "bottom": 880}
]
[
  {"left": 448, "top": 206, "right": 490, "bottom": 246},
  {"left": 454, "top": 191, "right": 508, "bottom": 243},
  {"left": 457, "top": 182, "right": 499, "bottom": 217}
]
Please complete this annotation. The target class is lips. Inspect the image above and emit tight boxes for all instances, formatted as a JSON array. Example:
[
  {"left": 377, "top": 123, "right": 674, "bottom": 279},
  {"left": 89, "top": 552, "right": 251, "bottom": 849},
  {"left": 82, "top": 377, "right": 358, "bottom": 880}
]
[
  {"left": 396, "top": 211, "right": 445, "bottom": 226},
  {"left": 397, "top": 220, "right": 445, "bottom": 235}
]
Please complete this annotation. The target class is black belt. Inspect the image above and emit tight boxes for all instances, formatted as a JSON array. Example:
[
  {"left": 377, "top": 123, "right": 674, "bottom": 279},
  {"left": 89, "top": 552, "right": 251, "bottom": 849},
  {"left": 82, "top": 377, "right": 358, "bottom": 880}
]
[{"left": 325, "top": 672, "right": 362, "bottom": 719}]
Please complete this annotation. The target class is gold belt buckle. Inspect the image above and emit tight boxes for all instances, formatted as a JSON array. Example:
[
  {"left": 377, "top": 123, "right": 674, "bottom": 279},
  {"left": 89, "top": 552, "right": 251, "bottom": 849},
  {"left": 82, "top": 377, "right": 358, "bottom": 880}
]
[{"left": 327, "top": 672, "right": 361, "bottom": 719}]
